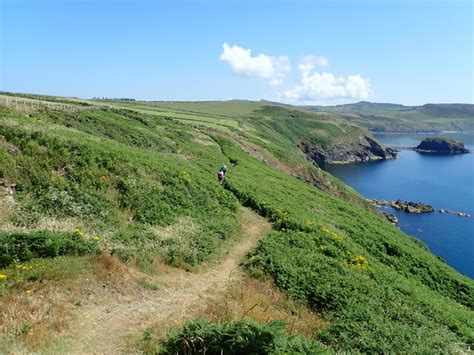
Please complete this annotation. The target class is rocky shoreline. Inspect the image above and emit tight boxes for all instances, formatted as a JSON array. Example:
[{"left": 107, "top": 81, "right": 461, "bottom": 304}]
[
  {"left": 300, "top": 135, "right": 397, "bottom": 166},
  {"left": 367, "top": 199, "right": 471, "bottom": 222}
]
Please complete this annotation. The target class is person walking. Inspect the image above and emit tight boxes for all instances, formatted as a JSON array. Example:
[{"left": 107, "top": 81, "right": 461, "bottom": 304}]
[
  {"left": 217, "top": 164, "right": 227, "bottom": 184},
  {"left": 220, "top": 164, "right": 228, "bottom": 175},
  {"left": 217, "top": 170, "right": 225, "bottom": 184}
]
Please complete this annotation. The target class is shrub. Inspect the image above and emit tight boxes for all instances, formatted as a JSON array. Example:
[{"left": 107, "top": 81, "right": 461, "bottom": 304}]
[
  {"left": 0, "top": 230, "right": 101, "bottom": 267},
  {"left": 155, "top": 318, "right": 328, "bottom": 354}
]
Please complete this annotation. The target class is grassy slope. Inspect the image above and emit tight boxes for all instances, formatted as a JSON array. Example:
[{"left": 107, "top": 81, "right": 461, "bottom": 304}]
[
  {"left": 91, "top": 99, "right": 374, "bottom": 210},
  {"left": 217, "top": 136, "right": 473, "bottom": 352},
  {"left": 0, "top": 106, "right": 240, "bottom": 267},
  {"left": 0, "top": 97, "right": 473, "bottom": 353},
  {"left": 305, "top": 102, "right": 474, "bottom": 132}
]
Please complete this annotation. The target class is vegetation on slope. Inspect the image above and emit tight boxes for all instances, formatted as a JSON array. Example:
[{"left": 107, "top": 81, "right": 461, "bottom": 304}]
[
  {"left": 305, "top": 101, "right": 474, "bottom": 132},
  {"left": 150, "top": 318, "right": 328, "bottom": 354},
  {"left": 212, "top": 136, "right": 473, "bottom": 352},
  {"left": 0, "top": 230, "right": 100, "bottom": 268},
  {"left": 0, "top": 96, "right": 473, "bottom": 353},
  {"left": 0, "top": 105, "right": 239, "bottom": 268},
  {"left": 88, "top": 98, "right": 376, "bottom": 209}
]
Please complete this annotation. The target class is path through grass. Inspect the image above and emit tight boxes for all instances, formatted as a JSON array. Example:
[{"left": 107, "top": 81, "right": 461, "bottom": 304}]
[{"left": 55, "top": 208, "right": 271, "bottom": 354}]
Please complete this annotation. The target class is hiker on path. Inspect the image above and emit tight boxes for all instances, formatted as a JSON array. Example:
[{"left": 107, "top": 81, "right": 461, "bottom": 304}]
[
  {"left": 220, "top": 164, "right": 228, "bottom": 175},
  {"left": 217, "top": 170, "right": 225, "bottom": 184},
  {"left": 217, "top": 164, "right": 227, "bottom": 184}
]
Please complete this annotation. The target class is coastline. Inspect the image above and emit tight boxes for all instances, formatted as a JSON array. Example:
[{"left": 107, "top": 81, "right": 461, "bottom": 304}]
[{"left": 323, "top": 132, "right": 474, "bottom": 278}]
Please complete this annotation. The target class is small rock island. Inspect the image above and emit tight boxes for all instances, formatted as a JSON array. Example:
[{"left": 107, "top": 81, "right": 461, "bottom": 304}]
[
  {"left": 414, "top": 137, "right": 471, "bottom": 154},
  {"left": 367, "top": 199, "right": 471, "bottom": 218}
]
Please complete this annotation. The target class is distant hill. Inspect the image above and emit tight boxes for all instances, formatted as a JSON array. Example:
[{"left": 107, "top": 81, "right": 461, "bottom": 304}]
[
  {"left": 307, "top": 101, "right": 414, "bottom": 112},
  {"left": 303, "top": 101, "right": 474, "bottom": 132},
  {"left": 418, "top": 103, "right": 474, "bottom": 118}
]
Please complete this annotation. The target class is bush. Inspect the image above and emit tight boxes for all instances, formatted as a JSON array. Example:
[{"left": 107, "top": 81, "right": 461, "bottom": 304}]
[
  {"left": 0, "top": 230, "right": 101, "bottom": 267},
  {"left": 155, "top": 318, "right": 328, "bottom": 354}
]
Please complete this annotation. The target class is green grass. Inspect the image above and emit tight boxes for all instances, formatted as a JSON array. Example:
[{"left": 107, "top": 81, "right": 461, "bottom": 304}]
[
  {"left": 80, "top": 96, "right": 369, "bottom": 207},
  {"left": 0, "top": 230, "right": 100, "bottom": 268},
  {"left": 0, "top": 256, "right": 98, "bottom": 295},
  {"left": 0, "top": 97, "right": 473, "bottom": 353},
  {"left": 141, "top": 318, "right": 329, "bottom": 354},
  {"left": 0, "top": 106, "right": 239, "bottom": 267}
]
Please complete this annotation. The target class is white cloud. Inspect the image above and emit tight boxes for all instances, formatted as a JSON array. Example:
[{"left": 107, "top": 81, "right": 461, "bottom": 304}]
[
  {"left": 301, "top": 54, "right": 329, "bottom": 67},
  {"left": 281, "top": 62, "right": 372, "bottom": 103},
  {"left": 220, "top": 43, "right": 290, "bottom": 87}
]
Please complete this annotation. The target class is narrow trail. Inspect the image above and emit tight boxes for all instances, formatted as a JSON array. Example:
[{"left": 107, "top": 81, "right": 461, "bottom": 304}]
[{"left": 64, "top": 208, "right": 271, "bottom": 354}]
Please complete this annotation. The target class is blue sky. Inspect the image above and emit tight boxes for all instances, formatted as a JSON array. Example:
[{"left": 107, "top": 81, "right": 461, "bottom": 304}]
[{"left": 1, "top": 0, "right": 472, "bottom": 105}]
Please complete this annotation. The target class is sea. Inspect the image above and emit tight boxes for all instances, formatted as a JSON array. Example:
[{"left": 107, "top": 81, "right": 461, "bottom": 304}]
[{"left": 324, "top": 132, "right": 474, "bottom": 279}]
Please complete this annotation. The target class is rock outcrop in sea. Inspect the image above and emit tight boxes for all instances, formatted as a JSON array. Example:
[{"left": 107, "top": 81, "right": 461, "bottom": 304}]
[
  {"left": 367, "top": 199, "right": 471, "bottom": 217},
  {"left": 369, "top": 199, "right": 434, "bottom": 213},
  {"left": 382, "top": 212, "right": 399, "bottom": 224},
  {"left": 300, "top": 135, "right": 397, "bottom": 166},
  {"left": 414, "top": 137, "right": 471, "bottom": 154}
]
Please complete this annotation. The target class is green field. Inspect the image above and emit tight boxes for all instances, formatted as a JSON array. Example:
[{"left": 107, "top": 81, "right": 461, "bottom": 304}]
[{"left": 0, "top": 93, "right": 472, "bottom": 353}]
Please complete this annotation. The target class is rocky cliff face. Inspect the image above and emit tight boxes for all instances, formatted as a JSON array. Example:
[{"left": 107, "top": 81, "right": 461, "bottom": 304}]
[
  {"left": 300, "top": 135, "right": 397, "bottom": 166},
  {"left": 415, "top": 137, "right": 471, "bottom": 154}
]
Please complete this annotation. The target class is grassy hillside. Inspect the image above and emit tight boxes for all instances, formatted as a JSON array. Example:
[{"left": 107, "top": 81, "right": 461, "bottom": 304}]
[
  {"left": 0, "top": 95, "right": 472, "bottom": 353},
  {"left": 217, "top": 136, "right": 473, "bottom": 352},
  {"left": 0, "top": 106, "right": 240, "bottom": 267},
  {"left": 305, "top": 101, "right": 474, "bottom": 132}
]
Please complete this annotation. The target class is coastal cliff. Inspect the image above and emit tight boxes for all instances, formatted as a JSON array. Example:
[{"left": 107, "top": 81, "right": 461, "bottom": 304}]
[
  {"left": 415, "top": 137, "right": 471, "bottom": 154},
  {"left": 300, "top": 135, "right": 397, "bottom": 166}
]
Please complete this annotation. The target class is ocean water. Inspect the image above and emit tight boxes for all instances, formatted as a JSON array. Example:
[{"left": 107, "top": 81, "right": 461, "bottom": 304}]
[{"left": 324, "top": 132, "right": 474, "bottom": 279}]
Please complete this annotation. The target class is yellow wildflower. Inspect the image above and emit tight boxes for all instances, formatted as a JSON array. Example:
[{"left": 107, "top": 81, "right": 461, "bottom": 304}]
[
  {"left": 0, "top": 273, "right": 7, "bottom": 281},
  {"left": 74, "top": 229, "right": 85, "bottom": 238},
  {"left": 320, "top": 226, "right": 330, "bottom": 234},
  {"left": 348, "top": 255, "right": 369, "bottom": 270},
  {"left": 330, "top": 232, "right": 343, "bottom": 242}
]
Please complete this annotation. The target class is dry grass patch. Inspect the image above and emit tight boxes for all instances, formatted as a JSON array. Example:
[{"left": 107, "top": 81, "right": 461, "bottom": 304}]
[
  {"left": 148, "top": 216, "right": 200, "bottom": 240},
  {"left": 193, "top": 137, "right": 217, "bottom": 146},
  {"left": 202, "top": 274, "right": 324, "bottom": 338},
  {"left": 145, "top": 217, "right": 203, "bottom": 264},
  {"left": 0, "top": 254, "right": 139, "bottom": 353},
  {"left": 133, "top": 274, "right": 324, "bottom": 353},
  {"left": 0, "top": 194, "right": 91, "bottom": 234},
  {"left": 0, "top": 196, "right": 17, "bottom": 229}
]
